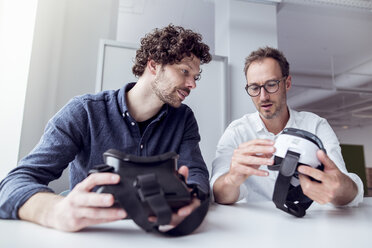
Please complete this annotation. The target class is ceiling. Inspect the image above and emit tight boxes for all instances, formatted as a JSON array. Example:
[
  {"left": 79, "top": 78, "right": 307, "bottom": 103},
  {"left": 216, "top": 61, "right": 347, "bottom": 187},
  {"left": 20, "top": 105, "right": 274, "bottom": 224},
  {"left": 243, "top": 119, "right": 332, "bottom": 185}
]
[{"left": 276, "top": 0, "right": 372, "bottom": 130}]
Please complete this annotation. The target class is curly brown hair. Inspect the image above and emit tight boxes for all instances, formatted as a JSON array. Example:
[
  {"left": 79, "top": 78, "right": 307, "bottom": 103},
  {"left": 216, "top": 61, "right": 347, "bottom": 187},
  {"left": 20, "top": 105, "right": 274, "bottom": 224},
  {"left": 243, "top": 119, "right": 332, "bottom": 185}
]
[
  {"left": 132, "top": 24, "right": 212, "bottom": 77},
  {"left": 244, "top": 46, "right": 290, "bottom": 79}
]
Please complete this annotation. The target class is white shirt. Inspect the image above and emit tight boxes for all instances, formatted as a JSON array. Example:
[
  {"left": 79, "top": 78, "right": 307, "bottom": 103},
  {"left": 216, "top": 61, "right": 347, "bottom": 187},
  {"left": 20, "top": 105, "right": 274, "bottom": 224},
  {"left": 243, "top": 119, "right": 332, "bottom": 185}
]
[{"left": 210, "top": 108, "right": 364, "bottom": 206}]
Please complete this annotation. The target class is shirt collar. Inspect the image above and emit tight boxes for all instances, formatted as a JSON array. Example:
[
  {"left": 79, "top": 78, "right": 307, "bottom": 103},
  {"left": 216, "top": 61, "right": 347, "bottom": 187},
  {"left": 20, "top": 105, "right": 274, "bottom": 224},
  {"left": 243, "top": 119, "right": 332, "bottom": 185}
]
[
  {"left": 252, "top": 106, "right": 296, "bottom": 134},
  {"left": 252, "top": 111, "right": 266, "bottom": 133},
  {"left": 284, "top": 107, "right": 298, "bottom": 129},
  {"left": 117, "top": 82, "right": 169, "bottom": 120},
  {"left": 117, "top": 82, "right": 135, "bottom": 115}
]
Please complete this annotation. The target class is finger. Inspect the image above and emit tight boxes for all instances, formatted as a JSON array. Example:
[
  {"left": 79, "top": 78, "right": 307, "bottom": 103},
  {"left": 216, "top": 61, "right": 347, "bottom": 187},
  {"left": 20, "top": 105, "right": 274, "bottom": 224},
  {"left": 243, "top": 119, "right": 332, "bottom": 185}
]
[
  {"left": 261, "top": 153, "right": 274, "bottom": 159},
  {"left": 299, "top": 174, "right": 328, "bottom": 204},
  {"left": 66, "top": 208, "right": 127, "bottom": 231},
  {"left": 75, "top": 173, "right": 120, "bottom": 192},
  {"left": 317, "top": 150, "right": 337, "bottom": 169},
  {"left": 239, "top": 139, "right": 274, "bottom": 148},
  {"left": 177, "top": 198, "right": 201, "bottom": 217},
  {"left": 178, "top": 165, "right": 189, "bottom": 181},
  {"left": 233, "top": 164, "right": 269, "bottom": 177},
  {"left": 148, "top": 198, "right": 201, "bottom": 226},
  {"left": 233, "top": 154, "right": 274, "bottom": 167},
  {"left": 297, "top": 165, "right": 324, "bottom": 182},
  {"left": 68, "top": 192, "right": 116, "bottom": 207},
  {"left": 167, "top": 198, "right": 201, "bottom": 227},
  {"left": 298, "top": 174, "right": 319, "bottom": 201},
  {"left": 236, "top": 144, "right": 275, "bottom": 156},
  {"left": 74, "top": 207, "right": 127, "bottom": 220},
  {"left": 148, "top": 216, "right": 157, "bottom": 223},
  {"left": 252, "top": 154, "right": 276, "bottom": 165},
  {"left": 298, "top": 173, "right": 311, "bottom": 185}
]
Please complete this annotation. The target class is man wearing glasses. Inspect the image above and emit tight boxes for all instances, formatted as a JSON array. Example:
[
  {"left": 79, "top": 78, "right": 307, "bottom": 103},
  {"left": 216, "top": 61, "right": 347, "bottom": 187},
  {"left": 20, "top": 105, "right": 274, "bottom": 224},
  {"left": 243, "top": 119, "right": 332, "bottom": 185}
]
[{"left": 210, "top": 47, "right": 363, "bottom": 207}]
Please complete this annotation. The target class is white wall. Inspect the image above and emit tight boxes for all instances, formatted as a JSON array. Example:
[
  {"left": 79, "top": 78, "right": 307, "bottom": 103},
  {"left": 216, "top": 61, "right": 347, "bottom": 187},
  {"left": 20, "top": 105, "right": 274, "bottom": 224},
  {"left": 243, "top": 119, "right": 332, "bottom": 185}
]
[
  {"left": 335, "top": 125, "right": 372, "bottom": 168},
  {"left": 215, "top": 0, "right": 278, "bottom": 121},
  {"left": 18, "top": 0, "right": 119, "bottom": 193},
  {"left": 54, "top": 0, "right": 119, "bottom": 111},
  {"left": 19, "top": 0, "right": 66, "bottom": 162},
  {"left": 0, "top": 0, "right": 38, "bottom": 179},
  {"left": 116, "top": 0, "right": 215, "bottom": 53}
]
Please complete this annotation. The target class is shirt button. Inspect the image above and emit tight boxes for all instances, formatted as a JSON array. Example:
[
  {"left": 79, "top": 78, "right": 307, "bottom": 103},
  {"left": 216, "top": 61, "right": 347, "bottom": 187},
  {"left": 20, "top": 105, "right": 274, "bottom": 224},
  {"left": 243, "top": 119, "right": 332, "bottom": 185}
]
[
  {"left": 140, "top": 144, "right": 144, "bottom": 149},
  {"left": 122, "top": 113, "right": 125, "bottom": 118},
  {"left": 126, "top": 112, "right": 130, "bottom": 116},
  {"left": 131, "top": 122, "right": 135, "bottom": 126}
]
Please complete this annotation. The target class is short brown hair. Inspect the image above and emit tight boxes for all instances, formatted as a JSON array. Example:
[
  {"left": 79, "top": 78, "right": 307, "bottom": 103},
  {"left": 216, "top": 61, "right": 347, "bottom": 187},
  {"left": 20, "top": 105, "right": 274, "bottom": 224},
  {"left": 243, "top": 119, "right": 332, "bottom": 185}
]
[
  {"left": 243, "top": 46, "right": 290, "bottom": 78},
  {"left": 132, "top": 24, "right": 212, "bottom": 77}
]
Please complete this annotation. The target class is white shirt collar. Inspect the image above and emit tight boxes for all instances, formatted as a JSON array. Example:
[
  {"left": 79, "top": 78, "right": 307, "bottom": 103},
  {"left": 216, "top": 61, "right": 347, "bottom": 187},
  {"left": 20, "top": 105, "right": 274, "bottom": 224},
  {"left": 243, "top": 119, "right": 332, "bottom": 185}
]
[
  {"left": 285, "top": 107, "right": 298, "bottom": 130},
  {"left": 251, "top": 111, "right": 266, "bottom": 133},
  {"left": 252, "top": 106, "right": 296, "bottom": 134}
]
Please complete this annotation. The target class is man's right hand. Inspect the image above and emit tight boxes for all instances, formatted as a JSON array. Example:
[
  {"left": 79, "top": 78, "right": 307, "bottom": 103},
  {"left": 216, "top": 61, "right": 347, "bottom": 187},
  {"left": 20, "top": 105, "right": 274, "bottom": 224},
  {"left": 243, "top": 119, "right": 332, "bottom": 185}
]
[
  {"left": 213, "top": 139, "right": 275, "bottom": 204},
  {"left": 18, "top": 173, "right": 127, "bottom": 232}
]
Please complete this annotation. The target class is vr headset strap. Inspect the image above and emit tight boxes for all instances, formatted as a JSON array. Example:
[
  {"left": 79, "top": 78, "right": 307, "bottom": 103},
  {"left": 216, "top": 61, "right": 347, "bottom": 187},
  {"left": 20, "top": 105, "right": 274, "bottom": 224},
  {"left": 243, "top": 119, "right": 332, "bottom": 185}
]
[
  {"left": 90, "top": 154, "right": 209, "bottom": 236},
  {"left": 287, "top": 186, "right": 313, "bottom": 212},
  {"left": 90, "top": 165, "right": 163, "bottom": 231},
  {"left": 135, "top": 173, "right": 172, "bottom": 226},
  {"left": 118, "top": 175, "right": 209, "bottom": 236},
  {"left": 162, "top": 184, "right": 210, "bottom": 236},
  {"left": 272, "top": 150, "right": 307, "bottom": 217},
  {"left": 113, "top": 179, "right": 158, "bottom": 232}
]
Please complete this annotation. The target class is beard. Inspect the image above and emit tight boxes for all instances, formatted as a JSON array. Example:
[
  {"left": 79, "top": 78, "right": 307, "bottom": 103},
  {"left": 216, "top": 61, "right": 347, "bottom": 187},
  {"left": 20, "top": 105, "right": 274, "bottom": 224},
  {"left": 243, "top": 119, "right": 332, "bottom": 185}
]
[
  {"left": 259, "top": 101, "right": 283, "bottom": 119},
  {"left": 152, "top": 71, "right": 188, "bottom": 108},
  {"left": 257, "top": 88, "right": 287, "bottom": 120}
]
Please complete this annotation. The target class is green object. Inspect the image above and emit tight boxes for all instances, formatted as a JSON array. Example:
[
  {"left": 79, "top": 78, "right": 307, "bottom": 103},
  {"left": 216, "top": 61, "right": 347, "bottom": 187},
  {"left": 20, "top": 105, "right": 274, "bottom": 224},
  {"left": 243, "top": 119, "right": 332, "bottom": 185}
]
[{"left": 340, "top": 144, "right": 368, "bottom": 197}]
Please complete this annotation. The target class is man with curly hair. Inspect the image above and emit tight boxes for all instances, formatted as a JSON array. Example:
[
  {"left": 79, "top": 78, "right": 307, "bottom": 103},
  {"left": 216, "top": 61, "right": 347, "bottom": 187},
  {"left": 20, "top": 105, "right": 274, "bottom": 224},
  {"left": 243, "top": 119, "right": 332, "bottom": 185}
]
[{"left": 0, "top": 24, "right": 212, "bottom": 232}]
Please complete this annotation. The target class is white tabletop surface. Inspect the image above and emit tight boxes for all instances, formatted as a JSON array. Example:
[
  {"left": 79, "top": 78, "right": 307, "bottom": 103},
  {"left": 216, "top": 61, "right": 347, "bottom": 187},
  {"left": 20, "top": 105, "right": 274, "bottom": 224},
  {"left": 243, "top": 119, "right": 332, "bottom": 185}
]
[{"left": 1, "top": 197, "right": 372, "bottom": 248}]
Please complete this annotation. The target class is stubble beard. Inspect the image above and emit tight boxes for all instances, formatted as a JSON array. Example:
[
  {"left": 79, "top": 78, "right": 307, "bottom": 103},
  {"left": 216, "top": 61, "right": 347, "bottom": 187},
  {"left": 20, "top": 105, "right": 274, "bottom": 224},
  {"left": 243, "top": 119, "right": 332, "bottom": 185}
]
[
  {"left": 258, "top": 89, "right": 287, "bottom": 120},
  {"left": 259, "top": 101, "right": 282, "bottom": 120},
  {"left": 152, "top": 74, "right": 182, "bottom": 108}
]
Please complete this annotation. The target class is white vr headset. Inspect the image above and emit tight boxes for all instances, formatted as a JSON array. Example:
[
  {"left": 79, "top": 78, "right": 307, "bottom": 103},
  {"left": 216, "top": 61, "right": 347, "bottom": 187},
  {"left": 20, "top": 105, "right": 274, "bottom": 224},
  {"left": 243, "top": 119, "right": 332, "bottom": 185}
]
[{"left": 270, "top": 128, "right": 326, "bottom": 217}]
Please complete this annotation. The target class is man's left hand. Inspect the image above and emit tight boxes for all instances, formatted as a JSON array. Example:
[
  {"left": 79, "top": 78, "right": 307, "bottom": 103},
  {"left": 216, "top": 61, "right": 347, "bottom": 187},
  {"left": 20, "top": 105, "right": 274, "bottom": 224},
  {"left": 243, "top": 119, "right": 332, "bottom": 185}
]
[
  {"left": 148, "top": 165, "right": 201, "bottom": 228},
  {"left": 298, "top": 150, "right": 358, "bottom": 205}
]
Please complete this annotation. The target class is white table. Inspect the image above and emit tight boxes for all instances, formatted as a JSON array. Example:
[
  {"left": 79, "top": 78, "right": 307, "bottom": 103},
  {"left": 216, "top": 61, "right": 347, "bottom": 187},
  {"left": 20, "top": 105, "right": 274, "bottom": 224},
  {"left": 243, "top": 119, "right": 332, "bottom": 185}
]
[{"left": 1, "top": 198, "right": 372, "bottom": 248}]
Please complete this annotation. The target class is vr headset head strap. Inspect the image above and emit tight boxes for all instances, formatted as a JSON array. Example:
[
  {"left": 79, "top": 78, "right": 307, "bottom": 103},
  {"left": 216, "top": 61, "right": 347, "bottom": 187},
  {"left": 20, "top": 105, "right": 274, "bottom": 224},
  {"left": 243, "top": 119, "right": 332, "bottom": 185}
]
[
  {"left": 272, "top": 150, "right": 309, "bottom": 217},
  {"left": 91, "top": 150, "right": 210, "bottom": 236}
]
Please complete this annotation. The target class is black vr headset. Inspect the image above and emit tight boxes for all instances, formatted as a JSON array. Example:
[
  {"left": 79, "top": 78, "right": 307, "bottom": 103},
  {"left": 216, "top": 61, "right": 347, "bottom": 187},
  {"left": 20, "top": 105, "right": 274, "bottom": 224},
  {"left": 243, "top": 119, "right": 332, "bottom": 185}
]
[
  {"left": 269, "top": 128, "right": 326, "bottom": 217},
  {"left": 89, "top": 149, "right": 209, "bottom": 236}
]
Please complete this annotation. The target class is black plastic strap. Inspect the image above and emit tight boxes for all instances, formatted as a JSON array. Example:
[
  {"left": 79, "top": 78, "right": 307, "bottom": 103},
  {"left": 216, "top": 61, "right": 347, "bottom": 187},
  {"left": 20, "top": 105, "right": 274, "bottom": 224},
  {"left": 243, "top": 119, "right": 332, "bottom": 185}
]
[
  {"left": 273, "top": 150, "right": 307, "bottom": 217},
  {"left": 162, "top": 184, "right": 210, "bottom": 236},
  {"left": 111, "top": 180, "right": 156, "bottom": 232},
  {"left": 90, "top": 151, "right": 209, "bottom": 236},
  {"left": 135, "top": 174, "right": 172, "bottom": 225}
]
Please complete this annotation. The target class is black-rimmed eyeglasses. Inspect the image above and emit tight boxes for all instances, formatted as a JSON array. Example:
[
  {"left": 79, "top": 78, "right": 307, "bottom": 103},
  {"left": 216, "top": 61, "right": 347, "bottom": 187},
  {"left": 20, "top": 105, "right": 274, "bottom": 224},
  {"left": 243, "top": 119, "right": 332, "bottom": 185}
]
[{"left": 245, "top": 77, "right": 286, "bottom": 97}]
